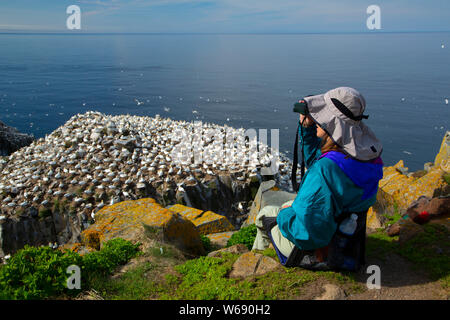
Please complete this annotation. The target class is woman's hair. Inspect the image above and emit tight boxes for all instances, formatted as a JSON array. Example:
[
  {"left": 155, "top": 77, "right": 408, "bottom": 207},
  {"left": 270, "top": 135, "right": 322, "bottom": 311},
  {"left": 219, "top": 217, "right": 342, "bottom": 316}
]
[{"left": 320, "top": 134, "right": 341, "bottom": 154}]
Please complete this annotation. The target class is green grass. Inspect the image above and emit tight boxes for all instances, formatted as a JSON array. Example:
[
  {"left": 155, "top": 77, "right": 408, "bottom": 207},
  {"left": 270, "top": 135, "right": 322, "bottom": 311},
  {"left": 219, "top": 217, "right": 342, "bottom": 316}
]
[
  {"left": 158, "top": 252, "right": 321, "bottom": 300},
  {"left": 397, "top": 223, "right": 450, "bottom": 287},
  {"left": 383, "top": 212, "right": 403, "bottom": 227},
  {"left": 0, "top": 238, "right": 140, "bottom": 300},
  {"left": 260, "top": 248, "right": 277, "bottom": 259},
  {"left": 89, "top": 262, "right": 163, "bottom": 300},
  {"left": 147, "top": 244, "right": 180, "bottom": 261},
  {"left": 226, "top": 224, "right": 257, "bottom": 250},
  {"left": 366, "top": 223, "right": 450, "bottom": 288},
  {"left": 200, "top": 234, "right": 213, "bottom": 253}
]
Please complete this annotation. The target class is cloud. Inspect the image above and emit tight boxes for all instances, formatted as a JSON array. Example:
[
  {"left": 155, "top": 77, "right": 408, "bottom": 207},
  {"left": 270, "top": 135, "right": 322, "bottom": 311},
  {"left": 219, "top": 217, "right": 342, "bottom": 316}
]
[{"left": 0, "top": 24, "right": 58, "bottom": 31}]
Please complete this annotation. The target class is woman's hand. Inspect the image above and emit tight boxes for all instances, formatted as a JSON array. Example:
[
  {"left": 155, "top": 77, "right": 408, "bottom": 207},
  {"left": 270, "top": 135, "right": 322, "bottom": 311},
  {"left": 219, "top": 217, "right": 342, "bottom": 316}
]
[{"left": 299, "top": 114, "right": 315, "bottom": 128}]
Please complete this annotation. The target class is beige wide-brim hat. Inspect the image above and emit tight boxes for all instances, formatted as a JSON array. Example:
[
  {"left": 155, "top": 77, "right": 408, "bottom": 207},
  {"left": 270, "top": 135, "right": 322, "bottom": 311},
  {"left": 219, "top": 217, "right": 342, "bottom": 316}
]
[{"left": 303, "top": 87, "right": 383, "bottom": 161}]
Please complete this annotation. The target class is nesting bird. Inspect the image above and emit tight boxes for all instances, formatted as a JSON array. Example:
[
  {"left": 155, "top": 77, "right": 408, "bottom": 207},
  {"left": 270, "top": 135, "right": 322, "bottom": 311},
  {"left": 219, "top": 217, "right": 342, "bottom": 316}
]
[{"left": 0, "top": 111, "right": 293, "bottom": 221}]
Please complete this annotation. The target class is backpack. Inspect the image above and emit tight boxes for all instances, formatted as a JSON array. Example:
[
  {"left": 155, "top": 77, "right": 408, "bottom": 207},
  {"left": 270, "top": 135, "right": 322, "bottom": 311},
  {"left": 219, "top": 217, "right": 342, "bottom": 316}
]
[{"left": 276, "top": 210, "right": 368, "bottom": 272}]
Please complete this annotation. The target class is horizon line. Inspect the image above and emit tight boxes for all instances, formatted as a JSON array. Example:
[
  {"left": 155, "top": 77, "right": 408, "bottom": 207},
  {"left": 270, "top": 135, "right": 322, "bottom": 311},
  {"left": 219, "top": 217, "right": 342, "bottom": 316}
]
[{"left": 1, "top": 30, "right": 450, "bottom": 36}]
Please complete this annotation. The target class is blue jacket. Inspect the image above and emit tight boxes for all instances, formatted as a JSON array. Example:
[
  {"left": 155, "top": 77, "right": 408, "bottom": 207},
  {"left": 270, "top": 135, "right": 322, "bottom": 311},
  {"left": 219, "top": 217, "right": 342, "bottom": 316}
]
[{"left": 276, "top": 125, "right": 384, "bottom": 250}]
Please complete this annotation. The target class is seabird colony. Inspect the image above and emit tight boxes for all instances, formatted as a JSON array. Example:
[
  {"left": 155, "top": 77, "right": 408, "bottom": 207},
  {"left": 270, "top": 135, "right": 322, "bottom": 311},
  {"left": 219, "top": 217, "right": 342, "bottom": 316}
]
[{"left": 0, "top": 111, "right": 294, "bottom": 222}]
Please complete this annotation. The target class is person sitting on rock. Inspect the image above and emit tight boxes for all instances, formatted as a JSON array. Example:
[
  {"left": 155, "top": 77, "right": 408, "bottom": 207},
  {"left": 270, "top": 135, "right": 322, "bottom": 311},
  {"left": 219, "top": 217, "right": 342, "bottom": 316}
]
[{"left": 253, "top": 87, "right": 384, "bottom": 271}]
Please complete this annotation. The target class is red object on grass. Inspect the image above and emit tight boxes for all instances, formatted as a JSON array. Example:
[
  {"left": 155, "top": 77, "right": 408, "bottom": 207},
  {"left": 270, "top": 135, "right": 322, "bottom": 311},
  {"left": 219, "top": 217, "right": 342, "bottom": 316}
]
[{"left": 413, "top": 210, "right": 430, "bottom": 224}]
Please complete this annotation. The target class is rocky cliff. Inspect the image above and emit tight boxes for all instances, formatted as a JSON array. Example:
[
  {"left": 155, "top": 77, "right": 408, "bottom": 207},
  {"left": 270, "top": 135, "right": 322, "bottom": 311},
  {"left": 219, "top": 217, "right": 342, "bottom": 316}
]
[
  {"left": 0, "top": 111, "right": 293, "bottom": 257},
  {"left": 0, "top": 120, "right": 34, "bottom": 156}
]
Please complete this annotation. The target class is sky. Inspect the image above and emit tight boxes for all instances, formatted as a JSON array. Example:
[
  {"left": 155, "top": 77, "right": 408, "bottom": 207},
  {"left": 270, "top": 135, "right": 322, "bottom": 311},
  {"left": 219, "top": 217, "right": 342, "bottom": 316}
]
[{"left": 0, "top": 0, "right": 449, "bottom": 33}]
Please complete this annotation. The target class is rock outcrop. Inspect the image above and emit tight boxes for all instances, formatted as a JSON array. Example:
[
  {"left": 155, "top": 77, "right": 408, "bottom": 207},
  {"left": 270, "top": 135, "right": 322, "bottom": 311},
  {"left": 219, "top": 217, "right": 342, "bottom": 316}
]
[
  {"left": 80, "top": 198, "right": 205, "bottom": 255},
  {"left": 243, "top": 180, "right": 296, "bottom": 227},
  {"left": 207, "top": 243, "right": 249, "bottom": 258},
  {"left": 0, "top": 120, "right": 34, "bottom": 156},
  {"left": 167, "top": 204, "right": 235, "bottom": 235},
  {"left": 0, "top": 111, "right": 295, "bottom": 257},
  {"left": 368, "top": 131, "right": 449, "bottom": 228},
  {"left": 205, "top": 231, "right": 236, "bottom": 249},
  {"left": 0, "top": 208, "right": 82, "bottom": 258},
  {"left": 228, "top": 252, "right": 280, "bottom": 278}
]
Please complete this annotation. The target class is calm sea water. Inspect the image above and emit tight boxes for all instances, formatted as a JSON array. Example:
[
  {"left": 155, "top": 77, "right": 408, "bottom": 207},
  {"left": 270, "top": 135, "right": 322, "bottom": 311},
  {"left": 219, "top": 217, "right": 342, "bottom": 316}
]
[{"left": 0, "top": 33, "right": 449, "bottom": 171}]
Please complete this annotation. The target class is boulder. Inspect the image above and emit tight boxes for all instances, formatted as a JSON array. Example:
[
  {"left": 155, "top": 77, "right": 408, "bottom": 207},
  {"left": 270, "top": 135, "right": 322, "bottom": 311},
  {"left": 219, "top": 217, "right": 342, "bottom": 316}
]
[
  {"left": 425, "top": 197, "right": 450, "bottom": 218},
  {"left": 314, "top": 284, "right": 347, "bottom": 300},
  {"left": 228, "top": 252, "right": 280, "bottom": 278},
  {"left": 434, "top": 131, "right": 449, "bottom": 172},
  {"left": 81, "top": 198, "right": 205, "bottom": 256},
  {"left": 243, "top": 180, "right": 296, "bottom": 227},
  {"left": 207, "top": 243, "right": 248, "bottom": 258},
  {"left": 405, "top": 196, "right": 450, "bottom": 223},
  {"left": 0, "top": 120, "right": 34, "bottom": 156},
  {"left": 366, "top": 207, "right": 385, "bottom": 230},
  {"left": 386, "top": 221, "right": 401, "bottom": 237},
  {"left": 167, "top": 204, "right": 235, "bottom": 235},
  {"left": 387, "top": 196, "right": 450, "bottom": 236},
  {"left": 376, "top": 149, "right": 447, "bottom": 215},
  {"left": 205, "top": 231, "right": 236, "bottom": 249}
]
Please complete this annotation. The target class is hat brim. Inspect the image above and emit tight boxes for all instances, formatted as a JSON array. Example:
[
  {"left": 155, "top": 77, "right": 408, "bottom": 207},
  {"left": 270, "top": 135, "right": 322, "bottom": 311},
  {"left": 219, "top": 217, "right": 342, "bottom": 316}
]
[{"left": 303, "top": 94, "right": 383, "bottom": 161}]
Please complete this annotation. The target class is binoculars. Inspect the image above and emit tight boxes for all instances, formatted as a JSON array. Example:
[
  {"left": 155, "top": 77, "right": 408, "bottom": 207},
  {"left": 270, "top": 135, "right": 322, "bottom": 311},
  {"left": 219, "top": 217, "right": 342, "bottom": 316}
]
[{"left": 293, "top": 99, "right": 308, "bottom": 115}]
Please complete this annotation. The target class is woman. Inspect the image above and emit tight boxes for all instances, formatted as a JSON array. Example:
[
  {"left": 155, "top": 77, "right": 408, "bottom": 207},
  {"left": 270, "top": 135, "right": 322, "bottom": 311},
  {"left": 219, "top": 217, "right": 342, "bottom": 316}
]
[{"left": 253, "top": 87, "right": 384, "bottom": 269}]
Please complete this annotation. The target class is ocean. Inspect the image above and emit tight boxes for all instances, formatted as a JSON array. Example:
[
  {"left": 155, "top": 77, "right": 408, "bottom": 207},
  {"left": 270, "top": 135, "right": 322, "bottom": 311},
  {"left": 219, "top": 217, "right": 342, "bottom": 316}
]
[{"left": 0, "top": 32, "right": 449, "bottom": 171}]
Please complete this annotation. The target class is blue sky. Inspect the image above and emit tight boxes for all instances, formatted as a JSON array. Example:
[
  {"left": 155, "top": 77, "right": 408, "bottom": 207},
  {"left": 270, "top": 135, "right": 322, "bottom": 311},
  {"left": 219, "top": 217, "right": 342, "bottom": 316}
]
[{"left": 0, "top": 0, "right": 449, "bottom": 33}]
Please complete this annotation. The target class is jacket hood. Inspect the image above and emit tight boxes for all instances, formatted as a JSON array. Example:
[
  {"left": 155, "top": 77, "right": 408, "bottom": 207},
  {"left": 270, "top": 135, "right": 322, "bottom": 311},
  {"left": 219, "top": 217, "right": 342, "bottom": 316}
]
[{"left": 319, "top": 151, "right": 383, "bottom": 200}]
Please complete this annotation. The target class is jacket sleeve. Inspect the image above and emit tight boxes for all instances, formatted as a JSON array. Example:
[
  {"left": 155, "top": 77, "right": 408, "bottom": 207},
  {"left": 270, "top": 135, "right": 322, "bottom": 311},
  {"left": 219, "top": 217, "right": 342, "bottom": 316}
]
[
  {"left": 298, "top": 124, "right": 322, "bottom": 168},
  {"left": 276, "top": 160, "right": 341, "bottom": 250}
]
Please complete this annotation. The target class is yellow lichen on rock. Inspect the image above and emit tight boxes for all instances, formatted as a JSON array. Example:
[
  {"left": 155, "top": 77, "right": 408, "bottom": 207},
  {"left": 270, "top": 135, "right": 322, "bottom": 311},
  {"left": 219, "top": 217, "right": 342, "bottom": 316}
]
[
  {"left": 370, "top": 132, "right": 450, "bottom": 217},
  {"left": 81, "top": 198, "right": 204, "bottom": 255},
  {"left": 167, "top": 204, "right": 235, "bottom": 235},
  {"left": 366, "top": 207, "right": 384, "bottom": 230},
  {"left": 205, "top": 231, "right": 236, "bottom": 248},
  {"left": 434, "top": 131, "right": 450, "bottom": 173},
  {"left": 377, "top": 161, "right": 446, "bottom": 213}
]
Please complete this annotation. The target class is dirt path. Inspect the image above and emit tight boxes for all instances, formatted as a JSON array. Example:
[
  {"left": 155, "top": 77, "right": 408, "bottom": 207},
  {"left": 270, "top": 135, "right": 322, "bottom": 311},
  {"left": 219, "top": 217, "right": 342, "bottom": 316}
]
[{"left": 347, "top": 253, "right": 448, "bottom": 300}]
